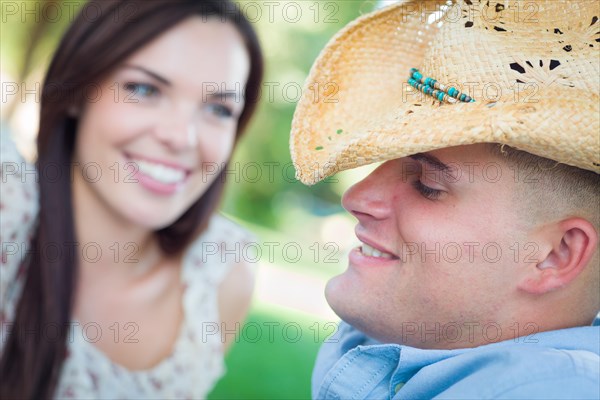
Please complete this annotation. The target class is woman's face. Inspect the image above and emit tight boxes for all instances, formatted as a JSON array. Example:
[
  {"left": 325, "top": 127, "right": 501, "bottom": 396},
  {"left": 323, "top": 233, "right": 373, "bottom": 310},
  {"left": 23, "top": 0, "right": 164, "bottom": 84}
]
[{"left": 72, "top": 16, "right": 250, "bottom": 229}]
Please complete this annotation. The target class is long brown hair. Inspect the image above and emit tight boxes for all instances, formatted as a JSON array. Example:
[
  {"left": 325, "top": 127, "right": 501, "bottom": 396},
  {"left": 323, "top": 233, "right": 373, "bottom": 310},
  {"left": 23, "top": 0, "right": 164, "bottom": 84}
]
[{"left": 0, "top": 1, "right": 263, "bottom": 398}]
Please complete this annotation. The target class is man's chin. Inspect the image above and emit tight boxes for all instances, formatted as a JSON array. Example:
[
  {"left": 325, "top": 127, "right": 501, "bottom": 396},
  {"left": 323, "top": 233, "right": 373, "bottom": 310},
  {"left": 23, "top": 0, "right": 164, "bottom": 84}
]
[
  {"left": 324, "top": 274, "right": 351, "bottom": 317},
  {"left": 324, "top": 277, "right": 392, "bottom": 343}
]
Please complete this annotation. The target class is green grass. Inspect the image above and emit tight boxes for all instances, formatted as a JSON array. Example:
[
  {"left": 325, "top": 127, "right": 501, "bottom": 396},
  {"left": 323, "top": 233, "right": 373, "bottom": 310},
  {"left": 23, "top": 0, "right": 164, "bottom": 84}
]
[{"left": 208, "top": 302, "right": 331, "bottom": 400}]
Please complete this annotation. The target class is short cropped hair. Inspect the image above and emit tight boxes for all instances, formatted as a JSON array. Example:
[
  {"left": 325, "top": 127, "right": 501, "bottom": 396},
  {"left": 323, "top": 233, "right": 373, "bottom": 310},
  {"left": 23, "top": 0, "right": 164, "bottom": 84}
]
[{"left": 488, "top": 144, "right": 599, "bottom": 230}]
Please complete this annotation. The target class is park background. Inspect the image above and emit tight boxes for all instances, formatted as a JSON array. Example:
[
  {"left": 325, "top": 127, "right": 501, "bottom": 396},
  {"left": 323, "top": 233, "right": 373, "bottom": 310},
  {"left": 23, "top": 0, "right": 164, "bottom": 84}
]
[{"left": 0, "top": 0, "right": 393, "bottom": 398}]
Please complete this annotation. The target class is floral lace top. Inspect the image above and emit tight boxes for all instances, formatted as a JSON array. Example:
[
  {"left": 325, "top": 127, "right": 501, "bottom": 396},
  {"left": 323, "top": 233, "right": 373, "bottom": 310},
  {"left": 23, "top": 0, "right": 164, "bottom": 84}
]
[{"left": 0, "top": 133, "right": 253, "bottom": 399}]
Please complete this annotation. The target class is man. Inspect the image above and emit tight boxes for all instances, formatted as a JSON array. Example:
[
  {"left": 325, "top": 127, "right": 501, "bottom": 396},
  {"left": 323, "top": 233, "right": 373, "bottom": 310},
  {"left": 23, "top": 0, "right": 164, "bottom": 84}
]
[{"left": 290, "top": 0, "right": 599, "bottom": 398}]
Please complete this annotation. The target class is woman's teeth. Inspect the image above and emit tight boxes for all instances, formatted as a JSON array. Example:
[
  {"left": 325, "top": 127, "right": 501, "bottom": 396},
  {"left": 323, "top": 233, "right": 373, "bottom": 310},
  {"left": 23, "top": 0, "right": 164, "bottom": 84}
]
[
  {"left": 133, "top": 159, "right": 186, "bottom": 184},
  {"left": 360, "top": 243, "right": 395, "bottom": 259}
]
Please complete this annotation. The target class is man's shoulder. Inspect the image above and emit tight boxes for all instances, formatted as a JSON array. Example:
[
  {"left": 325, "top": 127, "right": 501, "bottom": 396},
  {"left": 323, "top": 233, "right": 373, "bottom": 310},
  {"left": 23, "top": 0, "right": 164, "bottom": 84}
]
[
  {"left": 438, "top": 346, "right": 599, "bottom": 399},
  {"left": 418, "top": 328, "right": 599, "bottom": 399},
  {"left": 313, "top": 323, "right": 600, "bottom": 399},
  {"left": 461, "top": 340, "right": 599, "bottom": 368}
]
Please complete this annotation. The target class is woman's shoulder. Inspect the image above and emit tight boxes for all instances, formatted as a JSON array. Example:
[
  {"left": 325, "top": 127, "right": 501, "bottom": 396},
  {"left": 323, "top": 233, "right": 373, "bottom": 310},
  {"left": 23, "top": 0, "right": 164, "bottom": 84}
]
[
  {"left": 180, "top": 213, "right": 257, "bottom": 349},
  {"left": 0, "top": 130, "right": 39, "bottom": 245},
  {"left": 0, "top": 129, "right": 39, "bottom": 208},
  {"left": 0, "top": 130, "right": 39, "bottom": 332}
]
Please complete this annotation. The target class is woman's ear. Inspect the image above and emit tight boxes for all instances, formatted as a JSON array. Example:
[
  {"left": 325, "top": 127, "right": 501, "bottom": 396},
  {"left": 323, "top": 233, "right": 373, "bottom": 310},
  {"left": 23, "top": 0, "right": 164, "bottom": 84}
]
[{"left": 518, "top": 218, "right": 598, "bottom": 295}]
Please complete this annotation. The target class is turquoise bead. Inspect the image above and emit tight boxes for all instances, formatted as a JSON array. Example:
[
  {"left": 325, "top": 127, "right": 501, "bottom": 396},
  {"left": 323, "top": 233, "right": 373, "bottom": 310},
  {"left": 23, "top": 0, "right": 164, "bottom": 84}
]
[{"left": 407, "top": 68, "right": 475, "bottom": 104}]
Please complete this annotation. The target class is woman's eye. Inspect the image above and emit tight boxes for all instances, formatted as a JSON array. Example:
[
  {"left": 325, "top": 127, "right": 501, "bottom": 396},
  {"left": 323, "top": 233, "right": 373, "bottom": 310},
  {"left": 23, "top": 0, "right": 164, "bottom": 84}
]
[
  {"left": 412, "top": 179, "right": 443, "bottom": 200},
  {"left": 205, "top": 103, "right": 234, "bottom": 119},
  {"left": 123, "top": 82, "right": 159, "bottom": 99}
]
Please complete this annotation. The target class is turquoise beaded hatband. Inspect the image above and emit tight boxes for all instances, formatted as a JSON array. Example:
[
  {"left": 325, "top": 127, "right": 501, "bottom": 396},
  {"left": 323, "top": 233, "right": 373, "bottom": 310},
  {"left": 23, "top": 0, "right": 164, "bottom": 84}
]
[{"left": 408, "top": 68, "right": 475, "bottom": 104}]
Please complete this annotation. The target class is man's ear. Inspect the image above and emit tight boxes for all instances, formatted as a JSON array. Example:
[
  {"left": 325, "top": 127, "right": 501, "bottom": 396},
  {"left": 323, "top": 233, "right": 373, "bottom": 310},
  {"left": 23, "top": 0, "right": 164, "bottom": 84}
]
[{"left": 518, "top": 218, "right": 598, "bottom": 295}]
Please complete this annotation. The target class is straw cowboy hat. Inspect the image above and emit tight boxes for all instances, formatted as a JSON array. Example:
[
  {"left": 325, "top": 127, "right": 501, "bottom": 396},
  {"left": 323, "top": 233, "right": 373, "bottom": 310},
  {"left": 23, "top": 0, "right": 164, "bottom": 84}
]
[{"left": 290, "top": 0, "right": 600, "bottom": 185}]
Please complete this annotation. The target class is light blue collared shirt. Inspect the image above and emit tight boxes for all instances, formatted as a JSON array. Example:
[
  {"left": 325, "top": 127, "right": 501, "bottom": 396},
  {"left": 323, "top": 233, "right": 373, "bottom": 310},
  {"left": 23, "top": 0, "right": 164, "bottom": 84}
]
[{"left": 312, "top": 320, "right": 600, "bottom": 399}]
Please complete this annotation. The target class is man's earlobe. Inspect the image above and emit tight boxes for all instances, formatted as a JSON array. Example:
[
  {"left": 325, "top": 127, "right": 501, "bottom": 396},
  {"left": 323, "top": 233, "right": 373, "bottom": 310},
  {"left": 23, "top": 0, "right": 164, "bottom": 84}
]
[{"left": 518, "top": 219, "right": 598, "bottom": 295}]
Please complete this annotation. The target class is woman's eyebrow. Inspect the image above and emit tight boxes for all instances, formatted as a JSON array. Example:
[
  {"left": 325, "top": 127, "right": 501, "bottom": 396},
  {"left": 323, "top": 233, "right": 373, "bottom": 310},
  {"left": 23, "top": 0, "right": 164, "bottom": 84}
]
[
  {"left": 205, "top": 91, "right": 244, "bottom": 103},
  {"left": 122, "top": 64, "right": 171, "bottom": 86},
  {"left": 410, "top": 153, "right": 450, "bottom": 172}
]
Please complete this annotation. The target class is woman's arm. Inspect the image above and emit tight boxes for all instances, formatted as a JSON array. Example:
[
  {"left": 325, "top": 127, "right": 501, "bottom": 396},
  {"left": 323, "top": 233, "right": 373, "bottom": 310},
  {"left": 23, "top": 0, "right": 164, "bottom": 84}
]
[{"left": 217, "top": 260, "right": 256, "bottom": 352}]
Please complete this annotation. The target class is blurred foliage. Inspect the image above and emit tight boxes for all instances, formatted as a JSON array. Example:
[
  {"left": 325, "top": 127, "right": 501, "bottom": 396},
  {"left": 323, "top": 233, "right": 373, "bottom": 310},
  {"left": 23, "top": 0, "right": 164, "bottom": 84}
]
[{"left": 222, "top": 1, "right": 373, "bottom": 230}]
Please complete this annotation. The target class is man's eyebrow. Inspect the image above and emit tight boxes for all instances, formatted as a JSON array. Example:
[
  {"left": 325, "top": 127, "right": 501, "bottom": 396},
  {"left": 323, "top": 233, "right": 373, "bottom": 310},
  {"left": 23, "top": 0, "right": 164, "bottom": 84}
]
[
  {"left": 410, "top": 153, "right": 450, "bottom": 171},
  {"left": 122, "top": 64, "right": 171, "bottom": 86}
]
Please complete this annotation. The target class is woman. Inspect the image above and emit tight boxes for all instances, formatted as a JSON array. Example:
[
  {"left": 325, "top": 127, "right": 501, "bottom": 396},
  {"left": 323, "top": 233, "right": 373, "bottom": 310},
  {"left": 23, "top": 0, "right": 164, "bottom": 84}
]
[{"left": 0, "top": 0, "right": 263, "bottom": 398}]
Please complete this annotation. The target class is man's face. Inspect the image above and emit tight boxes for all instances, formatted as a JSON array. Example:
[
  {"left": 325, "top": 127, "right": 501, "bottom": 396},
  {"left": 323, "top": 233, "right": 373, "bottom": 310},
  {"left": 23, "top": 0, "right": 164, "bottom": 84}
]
[{"left": 326, "top": 144, "right": 535, "bottom": 349}]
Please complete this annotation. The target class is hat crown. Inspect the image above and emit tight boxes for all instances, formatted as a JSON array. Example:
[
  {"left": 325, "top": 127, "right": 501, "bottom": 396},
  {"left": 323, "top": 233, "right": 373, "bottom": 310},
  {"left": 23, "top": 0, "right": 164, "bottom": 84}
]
[{"left": 420, "top": 0, "right": 600, "bottom": 101}]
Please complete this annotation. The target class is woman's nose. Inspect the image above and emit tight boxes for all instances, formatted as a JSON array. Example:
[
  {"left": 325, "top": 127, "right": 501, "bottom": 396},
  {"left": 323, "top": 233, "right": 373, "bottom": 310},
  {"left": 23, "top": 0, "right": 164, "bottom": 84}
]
[{"left": 153, "top": 108, "right": 197, "bottom": 152}]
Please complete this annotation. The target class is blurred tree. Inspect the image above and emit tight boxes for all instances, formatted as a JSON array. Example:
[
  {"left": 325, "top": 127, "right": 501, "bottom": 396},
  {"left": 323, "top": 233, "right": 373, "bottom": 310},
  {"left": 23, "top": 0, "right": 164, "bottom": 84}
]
[{"left": 2, "top": 0, "right": 81, "bottom": 120}]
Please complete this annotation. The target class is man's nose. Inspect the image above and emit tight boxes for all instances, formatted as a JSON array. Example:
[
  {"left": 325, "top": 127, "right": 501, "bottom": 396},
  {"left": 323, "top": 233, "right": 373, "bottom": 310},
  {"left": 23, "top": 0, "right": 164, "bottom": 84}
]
[{"left": 341, "top": 161, "right": 395, "bottom": 221}]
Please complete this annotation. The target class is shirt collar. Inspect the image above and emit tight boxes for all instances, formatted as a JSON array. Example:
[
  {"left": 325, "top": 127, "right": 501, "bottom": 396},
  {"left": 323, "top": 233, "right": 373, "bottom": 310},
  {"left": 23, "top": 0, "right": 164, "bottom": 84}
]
[{"left": 313, "top": 321, "right": 600, "bottom": 399}]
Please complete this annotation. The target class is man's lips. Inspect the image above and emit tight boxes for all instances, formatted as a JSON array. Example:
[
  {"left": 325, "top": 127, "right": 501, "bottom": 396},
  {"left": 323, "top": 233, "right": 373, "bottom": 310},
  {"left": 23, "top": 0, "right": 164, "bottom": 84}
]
[{"left": 355, "top": 232, "right": 400, "bottom": 260}]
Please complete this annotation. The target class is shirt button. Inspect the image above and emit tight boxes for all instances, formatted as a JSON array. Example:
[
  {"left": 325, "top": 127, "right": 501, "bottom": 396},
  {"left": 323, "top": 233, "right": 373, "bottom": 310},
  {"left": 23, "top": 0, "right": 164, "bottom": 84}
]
[{"left": 394, "top": 383, "right": 405, "bottom": 393}]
